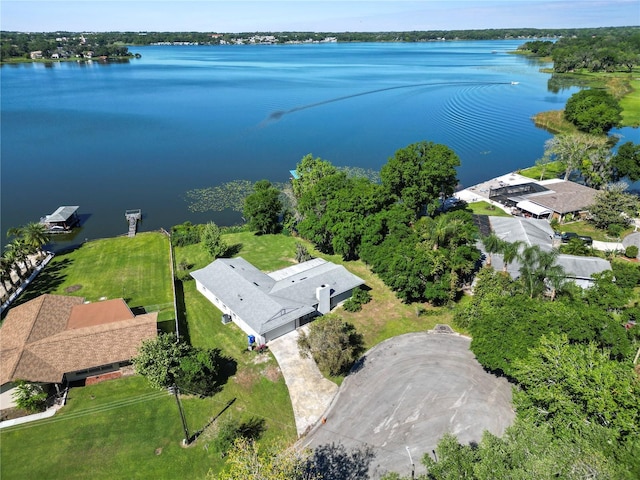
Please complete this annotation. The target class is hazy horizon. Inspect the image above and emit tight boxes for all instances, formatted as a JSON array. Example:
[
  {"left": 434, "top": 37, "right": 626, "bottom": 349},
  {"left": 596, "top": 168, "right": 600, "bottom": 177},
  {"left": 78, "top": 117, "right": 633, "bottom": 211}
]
[{"left": 1, "top": 1, "right": 638, "bottom": 33}]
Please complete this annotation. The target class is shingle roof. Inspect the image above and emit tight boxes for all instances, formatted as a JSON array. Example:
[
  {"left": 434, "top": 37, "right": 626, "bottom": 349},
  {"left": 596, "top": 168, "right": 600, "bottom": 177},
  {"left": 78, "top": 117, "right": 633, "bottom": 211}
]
[
  {"left": 190, "top": 257, "right": 365, "bottom": 335},
  {"left": 526, "top": 180, "right": 598, "bottom": 215},
  {"left": 0, "top": 295, "right": 157, "bottom": 385}
]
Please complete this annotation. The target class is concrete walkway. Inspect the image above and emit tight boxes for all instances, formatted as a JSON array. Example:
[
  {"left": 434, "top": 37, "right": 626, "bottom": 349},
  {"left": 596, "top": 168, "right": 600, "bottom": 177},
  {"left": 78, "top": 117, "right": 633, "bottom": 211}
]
[{"left": 268, "top": 327, "right": 338, "bottom": 437}]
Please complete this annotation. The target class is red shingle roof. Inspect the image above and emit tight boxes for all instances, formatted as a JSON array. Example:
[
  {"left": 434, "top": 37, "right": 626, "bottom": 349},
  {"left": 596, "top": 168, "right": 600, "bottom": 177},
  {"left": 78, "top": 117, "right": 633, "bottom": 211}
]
[{"left": 0, "top": 295, "right": 157, "bottom": 384}]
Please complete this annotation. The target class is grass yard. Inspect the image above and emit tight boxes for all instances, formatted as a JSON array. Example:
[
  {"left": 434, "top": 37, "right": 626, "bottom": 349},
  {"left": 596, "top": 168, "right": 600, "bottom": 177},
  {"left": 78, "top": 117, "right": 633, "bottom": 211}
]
[
  {"left": 16, "top": 232, "right": 174, "bottom": 322},
  {"left": 0, "top": 373, "right": 295, "bottom": 479},
  {"left": 1, "top": 231, "right": 297, "bottom": 479},
  {"left": 1, "top": 229, "right": 457, "bottom": 479},
  {"left": 557, "top": 221, "right": 635, "bottom": 242},
  {"left": 619, "top": 77, "right": 640, "bottom": 127},
  {"left": 519, "top": 160, "right": 566, "bottom": 181},
  {"left": 175, "top": 231, "right": 455, "bottom": 350},
  {"left": 464, "top": 201, "right": 511, "bottom": 218}
]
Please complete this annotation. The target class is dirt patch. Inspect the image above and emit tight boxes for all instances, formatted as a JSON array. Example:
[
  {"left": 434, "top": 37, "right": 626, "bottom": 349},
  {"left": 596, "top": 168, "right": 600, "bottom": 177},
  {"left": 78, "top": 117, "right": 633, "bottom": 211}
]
[
  {"left": 65, "top": 284, "right": 83, "bottom": 293},
  {"left": 233, "top": 369, "right": 258, "bottom": 389},
  {"left": 252, "top": 353, "right": 271, "bottom": 364},
  {"left": 262, "top": 365, "right": 282, "bottom": 382},
  {"left": 154, "top": 448, "right": 163, "bottom": 456},
  {"left": 0, "top": 406, "right": 32, "bottom": 422}
]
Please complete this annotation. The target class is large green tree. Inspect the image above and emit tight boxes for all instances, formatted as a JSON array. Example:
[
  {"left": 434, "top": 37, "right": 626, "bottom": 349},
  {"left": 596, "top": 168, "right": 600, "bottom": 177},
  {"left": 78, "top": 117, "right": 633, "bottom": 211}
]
[
  {"left": 541, "top": 132, "right": 609, "bottom": 182},
  {"left": 588, "top": 182, "right": 640, "bottom": 231},
  {"left": 243, "top": 179, "right": 282, "bottom": 235},
  {"left": 381, "top": 141, "right": 460, "bottom": 217},
  {"left": 564, "top": 89, "right": 622, "bottom": 135},
  {"left": 612, "top": 141, "right": 640, "bottom": 182}
]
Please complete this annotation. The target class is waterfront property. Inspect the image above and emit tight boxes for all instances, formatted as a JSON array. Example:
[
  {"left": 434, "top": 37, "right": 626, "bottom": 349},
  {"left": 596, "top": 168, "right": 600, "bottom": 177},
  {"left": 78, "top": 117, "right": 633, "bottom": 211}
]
[
  {"left": 0, "top": 294, "right": 157, "bottom": 410},
  {"left": 190, "top": 257, "right": 365, "bottom": 344},
  {"left": 40, "top": 205, "right": 80, "bottom": 233}
]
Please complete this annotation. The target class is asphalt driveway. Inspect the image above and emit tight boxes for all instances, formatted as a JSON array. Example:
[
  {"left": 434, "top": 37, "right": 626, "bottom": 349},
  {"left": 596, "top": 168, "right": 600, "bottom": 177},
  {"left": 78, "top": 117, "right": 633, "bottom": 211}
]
[{"left": 300, "top": 331, "right": 515, "bottom": 479}]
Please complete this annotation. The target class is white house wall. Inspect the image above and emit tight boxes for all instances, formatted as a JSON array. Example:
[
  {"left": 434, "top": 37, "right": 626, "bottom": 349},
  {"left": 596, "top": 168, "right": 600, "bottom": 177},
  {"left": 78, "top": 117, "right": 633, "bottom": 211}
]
[{"left": 195, "top": 280, "right": 263, "bottom": 344}]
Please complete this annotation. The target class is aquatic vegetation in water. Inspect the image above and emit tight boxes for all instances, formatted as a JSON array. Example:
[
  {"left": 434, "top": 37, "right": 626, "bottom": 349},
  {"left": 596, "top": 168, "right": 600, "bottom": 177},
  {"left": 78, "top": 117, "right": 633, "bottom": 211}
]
[
  {"left": 185, "top": 180, "right": 255, "bottom": 213},
  {"left": 185, "top": 180, "right": 290, "bottom": 213}
]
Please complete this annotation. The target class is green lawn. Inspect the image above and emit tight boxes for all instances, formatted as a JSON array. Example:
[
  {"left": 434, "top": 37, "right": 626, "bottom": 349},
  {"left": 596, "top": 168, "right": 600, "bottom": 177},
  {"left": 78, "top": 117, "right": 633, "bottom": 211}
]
[
  {"left": 17, "top": 232, "right": 174, "bottom": 321},
  {"left": 1, "top": 230, "right": 456, "bottom": 478},
  {"left": 464, "top": 201, "right": 511, "bottom": 217},
  {"left": 557, "top": 221, "right": 635, "bottom": 242},
  {"left": 519, "top": 161, "right": 566, "bottom": 181},
  {"left": 1, "top": 232, "right": 297, "bottom": 479},
  {"left": 620, "top": 78, "right": 640, "bottom": 127}
]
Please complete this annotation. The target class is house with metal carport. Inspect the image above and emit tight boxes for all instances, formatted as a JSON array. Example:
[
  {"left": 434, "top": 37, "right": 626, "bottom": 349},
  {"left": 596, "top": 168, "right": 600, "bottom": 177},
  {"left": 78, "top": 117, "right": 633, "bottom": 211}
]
[{"left": 190, "top": 257, "right": 365, "bottom": 345}]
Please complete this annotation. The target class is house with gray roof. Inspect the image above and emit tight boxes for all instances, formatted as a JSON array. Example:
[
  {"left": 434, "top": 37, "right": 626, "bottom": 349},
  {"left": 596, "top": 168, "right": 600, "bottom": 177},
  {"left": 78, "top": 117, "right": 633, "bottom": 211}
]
[
  {"left": 190, "top": 257, "right": 365, "bottom": 344},
  {"left": 484, "top": 216, "right": 611, "bottom": 288}
]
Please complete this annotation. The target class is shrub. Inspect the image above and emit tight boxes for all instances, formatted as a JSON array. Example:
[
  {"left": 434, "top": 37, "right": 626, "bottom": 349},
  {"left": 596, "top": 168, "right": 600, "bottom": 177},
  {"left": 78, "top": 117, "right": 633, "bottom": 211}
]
[
  {"left": 607, "top": 223, "right": 624, "bottom": 237},
  {"left": 625, "top": 245, "right": 639, "bottom": 259},
  {"left": 171, "top": 222, "right": 202, "bottom": 247},
  {"left": 342, "top": 287, "right": 371, "bottom": 312},
  {"left": 12, "top": 380, "right": 48, "bottom": 413}
]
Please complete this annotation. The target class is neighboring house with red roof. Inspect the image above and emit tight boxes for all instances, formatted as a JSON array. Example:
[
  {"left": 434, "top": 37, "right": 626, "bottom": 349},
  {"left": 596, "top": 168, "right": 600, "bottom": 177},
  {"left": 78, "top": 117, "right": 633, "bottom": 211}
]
[{"left": 0, "top": 294, "right": 157, "bottom": 410}]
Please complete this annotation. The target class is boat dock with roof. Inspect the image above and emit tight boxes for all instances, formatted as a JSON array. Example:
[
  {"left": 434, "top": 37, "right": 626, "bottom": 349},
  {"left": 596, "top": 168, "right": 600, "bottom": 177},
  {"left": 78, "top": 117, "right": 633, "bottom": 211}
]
[{"left": 40, "top": 206, "right": 80, "bottom": 233}]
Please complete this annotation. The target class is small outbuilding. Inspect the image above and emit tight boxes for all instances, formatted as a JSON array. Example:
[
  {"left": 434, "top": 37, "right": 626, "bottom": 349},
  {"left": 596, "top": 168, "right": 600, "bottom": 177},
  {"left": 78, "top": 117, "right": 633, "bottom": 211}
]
[
  {"left": 40, "top": 206, "right": 80, "bottom": 232},
  {"left": 190, "top": 257, "right": 365, "bottom": 344}
]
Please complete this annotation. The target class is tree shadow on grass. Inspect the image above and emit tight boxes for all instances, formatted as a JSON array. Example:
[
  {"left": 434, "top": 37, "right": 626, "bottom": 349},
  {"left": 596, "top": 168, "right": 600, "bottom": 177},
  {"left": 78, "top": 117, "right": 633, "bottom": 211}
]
[
  {"left": 12, "top": 258, "right": 73, "bottom": 305},
  {"left": 174, "top": 279, "right": 191, "bottom": 344},
  {"left": 222, "top": 243, "right": 243, "bottom": 258}
]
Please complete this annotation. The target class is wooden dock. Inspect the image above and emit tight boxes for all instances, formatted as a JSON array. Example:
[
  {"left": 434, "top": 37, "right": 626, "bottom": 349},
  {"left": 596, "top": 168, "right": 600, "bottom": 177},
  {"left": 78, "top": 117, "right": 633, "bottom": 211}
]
[{"left": 125, "top": 209, "right": 142, "bottom": 237}]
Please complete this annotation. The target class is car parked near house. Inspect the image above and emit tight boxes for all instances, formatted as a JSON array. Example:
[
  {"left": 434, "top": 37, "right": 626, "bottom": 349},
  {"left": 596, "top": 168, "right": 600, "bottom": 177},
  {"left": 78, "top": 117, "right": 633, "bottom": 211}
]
[{"left": 561, "top": 232, "right": 593, "bottom": 245}]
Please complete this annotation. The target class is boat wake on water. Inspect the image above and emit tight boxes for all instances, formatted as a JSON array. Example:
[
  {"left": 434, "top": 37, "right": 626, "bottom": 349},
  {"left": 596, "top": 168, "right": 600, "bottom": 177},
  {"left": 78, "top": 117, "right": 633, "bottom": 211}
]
[{"left": 260, "top": 81, "right": 513, "bottom": 126}]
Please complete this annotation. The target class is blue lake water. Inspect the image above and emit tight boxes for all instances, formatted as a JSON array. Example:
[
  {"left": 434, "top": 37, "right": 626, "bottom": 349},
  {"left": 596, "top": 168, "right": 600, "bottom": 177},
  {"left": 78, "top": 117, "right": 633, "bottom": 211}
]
[{"left": 2, "top": 40, "right": 638, "bottom": 249}]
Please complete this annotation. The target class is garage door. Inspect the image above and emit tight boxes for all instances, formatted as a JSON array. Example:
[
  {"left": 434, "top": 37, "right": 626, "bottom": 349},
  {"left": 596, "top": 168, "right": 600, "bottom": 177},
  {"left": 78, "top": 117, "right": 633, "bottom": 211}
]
[{"left": 265, "top": 321, "right": 296, "bottom": 342}]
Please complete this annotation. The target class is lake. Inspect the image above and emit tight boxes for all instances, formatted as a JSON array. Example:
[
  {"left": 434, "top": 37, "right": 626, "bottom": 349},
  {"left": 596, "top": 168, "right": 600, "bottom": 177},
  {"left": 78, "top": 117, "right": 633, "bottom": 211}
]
[{"left": 2, "top": 40, "right": 638, "bottom": 249}]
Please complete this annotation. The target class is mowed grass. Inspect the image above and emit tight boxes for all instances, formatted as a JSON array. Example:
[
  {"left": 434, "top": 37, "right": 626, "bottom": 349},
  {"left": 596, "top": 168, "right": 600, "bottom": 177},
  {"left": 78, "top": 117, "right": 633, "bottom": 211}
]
[
  {"left": 519, "top": 160, "right": 566, "bottom": 181},
  {"left": 2, "top": 230, "right": 456, "bottom": 479},
  {"left": 1, "top": 374, "right": 295, "bottom": 479},
  {"left": 620, "top": 77, "right": 640, "bottom": 127},
  {"left": 175, "top": 231, "right": 454, "bottom": 350},
  {"left": 464, "top": 201, "right": 511, "bottom": 218},
  {"left": 1, "top": 231, "right": 297, "bottom": 479},
  {"left": 17, "top": 232, "right": 174, "bottom": 321}
]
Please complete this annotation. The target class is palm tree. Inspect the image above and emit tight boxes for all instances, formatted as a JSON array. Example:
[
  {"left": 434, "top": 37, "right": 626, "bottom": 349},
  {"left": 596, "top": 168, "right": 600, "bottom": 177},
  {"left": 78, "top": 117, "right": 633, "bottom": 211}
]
[
  {"left": 501, "top": 240, "right": 523, "bottom": 274},
  {"left": 22, "top": 222, "right": 50, "bottom": 261},
  {"left": 481, "top": 233, "right": 502, "bottom": 266},
  {"left": 518, "top": 245, "right": 565, "bottom": 299},
  {"left": 4, "top": 241, "right": 30, "bottom": 279},
  {"left": 0, "top": 256, "right": 16, "bottom": 298}
]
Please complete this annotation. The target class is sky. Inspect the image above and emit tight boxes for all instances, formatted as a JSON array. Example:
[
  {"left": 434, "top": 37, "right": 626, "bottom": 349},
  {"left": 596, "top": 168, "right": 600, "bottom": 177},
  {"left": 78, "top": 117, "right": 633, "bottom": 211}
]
[{"left": 1, "top": 0, "right": 638, "bottom": 33}]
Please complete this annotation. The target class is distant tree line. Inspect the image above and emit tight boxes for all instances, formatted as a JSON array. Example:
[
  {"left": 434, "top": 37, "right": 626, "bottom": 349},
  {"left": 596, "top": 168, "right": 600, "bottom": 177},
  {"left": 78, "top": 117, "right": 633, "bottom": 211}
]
[
  {"left": 0, "top": 32, "right": 131, "bottom": 61},
  {"left": 3, "top": 26, "right": 637, "bottom": 62},
  {"left": 519, "top": 27, "right": 640, "bottom": 72}
]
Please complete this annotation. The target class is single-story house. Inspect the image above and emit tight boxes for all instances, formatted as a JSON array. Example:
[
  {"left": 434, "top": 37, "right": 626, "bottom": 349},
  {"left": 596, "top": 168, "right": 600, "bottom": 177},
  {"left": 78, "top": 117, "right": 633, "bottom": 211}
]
[
  {"left": 489, "top": 180, "right": 598, "bottom": 222},
  {"left": 0, "top": 295, "right": 157, "bottom": 410},
  {"left": 483, "top": 216, "right": 611, "bottom": 288},
  {"left": 190, "top": 257, "right": 365, "bottom": 344}
]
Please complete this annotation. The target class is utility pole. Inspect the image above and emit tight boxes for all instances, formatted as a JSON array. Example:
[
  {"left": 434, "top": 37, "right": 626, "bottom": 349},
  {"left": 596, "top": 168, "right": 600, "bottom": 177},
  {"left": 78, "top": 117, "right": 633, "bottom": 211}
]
[
  {"left": 170, "top": 383, "right": 190, "bottom": 445},
  {"left": 406, "top": 446, "right": 415, "bottom": 480}
]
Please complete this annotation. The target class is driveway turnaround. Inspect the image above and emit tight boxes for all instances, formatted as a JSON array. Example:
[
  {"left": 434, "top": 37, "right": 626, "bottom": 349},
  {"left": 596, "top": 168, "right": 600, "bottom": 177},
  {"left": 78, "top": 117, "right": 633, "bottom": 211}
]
[
  {"left": 301, "top": 330, "right": 515, "bottom": 479},
  {"left": 268, "top": 327, "right": 338, "bottom": 436}
]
